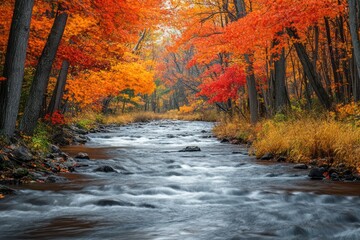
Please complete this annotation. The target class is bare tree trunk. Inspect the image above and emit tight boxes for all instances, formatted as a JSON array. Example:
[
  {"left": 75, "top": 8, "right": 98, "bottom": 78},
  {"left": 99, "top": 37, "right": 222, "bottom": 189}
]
[
  {"left": 325, "top": 17, "right": 343, "bottom": 102},
  {"left": 48, "top": 60, "right": 69, "bottom": 115},
  {"left": 0, "top": 0, "right": 34, "bottom": 137},
  {"left": 287, "top": 27, "right": 332, "bottom": 109},
  {"left": 245, "top": 55, "right": 259, "bottom": 124},
  {"left": 348, "top": 0, "right": 360, "bottom": 101},
  {"left": 274, "top": 47, "right": 289, "bottom": 112},
  {"left": 20, "top": 8, "right": 68, "bottom": 135}
]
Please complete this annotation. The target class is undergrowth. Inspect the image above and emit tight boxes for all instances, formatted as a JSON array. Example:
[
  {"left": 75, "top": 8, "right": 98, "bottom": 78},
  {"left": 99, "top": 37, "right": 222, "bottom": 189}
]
[{"left": 213, "top": 109, "right": 360, "bottom": 170}]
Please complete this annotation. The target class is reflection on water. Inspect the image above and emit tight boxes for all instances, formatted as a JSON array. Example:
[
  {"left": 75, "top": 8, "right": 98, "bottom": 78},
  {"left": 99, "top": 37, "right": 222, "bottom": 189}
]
[
  {"left": 20, "top": 217, "right": 104, "bottom": 240},
  {"left": 0, "top": 120, "right": 359, "bottom": 239}
]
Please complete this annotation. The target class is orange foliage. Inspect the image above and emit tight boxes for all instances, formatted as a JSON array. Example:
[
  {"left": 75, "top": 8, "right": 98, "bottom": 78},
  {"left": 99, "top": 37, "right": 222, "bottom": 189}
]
[{"left": 0, "top": 0, "right": 165, "bottom": 109}]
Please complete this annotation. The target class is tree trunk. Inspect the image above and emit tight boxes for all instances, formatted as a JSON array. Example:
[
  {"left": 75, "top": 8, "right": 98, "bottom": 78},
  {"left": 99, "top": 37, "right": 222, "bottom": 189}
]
[
  {"left": 20, "top": 9, "right": 68, "bottom": 135},
  {"left": 348, "top": 0, "right": 360, "bottom": 101},
  {"left": 245, "top": 55, "right": 259, "bottom": 124},
  {"left": 0, "top": 0, "right": 34, "bottom": 137},
  {"left": 287, "top": 27, "right": 332, "bottom": 109},
  {"left": 325, "top": 17, "right": 343, "bottom": 102},
  {"left": 48, "top": 60, "right": 69, "bottom": 115},
  {"left": 274, "top": 47, "right": 289, "bottom": 112},
  {"left": 234, "top": 0, "right": 259, "bottom": 123}
]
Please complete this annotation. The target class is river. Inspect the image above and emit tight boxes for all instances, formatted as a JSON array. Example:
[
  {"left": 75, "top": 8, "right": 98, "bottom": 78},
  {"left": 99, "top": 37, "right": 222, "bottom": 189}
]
[{"left": 1, "top": 120, "right": 360, "bottom": 239}]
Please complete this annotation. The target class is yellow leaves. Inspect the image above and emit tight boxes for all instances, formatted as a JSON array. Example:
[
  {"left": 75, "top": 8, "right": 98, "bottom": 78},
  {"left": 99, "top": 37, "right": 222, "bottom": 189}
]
[
  {"left": 66, "top": 58, "right": 156, "bottom": 108},
  {"left": 0, "top": 194, "right": 4, "bottom": 199},
  {"left": 64, "top": 14, "right": 97, "bottom": 41}
]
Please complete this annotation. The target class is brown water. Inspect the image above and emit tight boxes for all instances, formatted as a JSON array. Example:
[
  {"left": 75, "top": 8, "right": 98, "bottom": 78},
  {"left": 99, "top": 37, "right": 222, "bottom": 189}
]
[{"left": 1, "top": 120, "right": 360, "bottom": 239}]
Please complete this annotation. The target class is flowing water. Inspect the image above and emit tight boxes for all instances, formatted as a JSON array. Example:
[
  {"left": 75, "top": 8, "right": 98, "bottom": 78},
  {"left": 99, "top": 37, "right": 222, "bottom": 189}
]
[{"left": 1, "top": 120, "right": 360, "bottom": 240}]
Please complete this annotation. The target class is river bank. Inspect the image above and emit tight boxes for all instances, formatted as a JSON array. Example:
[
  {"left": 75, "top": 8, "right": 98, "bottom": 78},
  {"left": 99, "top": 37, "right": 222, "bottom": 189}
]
[{"left": 213, "top": 115, "right": 360, "bottom": 182}]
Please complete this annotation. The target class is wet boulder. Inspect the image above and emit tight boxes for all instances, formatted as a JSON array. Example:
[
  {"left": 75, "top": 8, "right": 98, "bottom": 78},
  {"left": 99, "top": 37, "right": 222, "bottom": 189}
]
[
  {"left": 277, "top": 156, "right": 287, "bottom": 162},
  {"left": 45, "top": 175, "right": 69, "bottom": 183},
  {"left": 74, "top": 135, "right": 88, "bottom": 144},
  {"left": 179, "top": 146, "right": 201, "bottom": 152},
  {"left": 220, "top": 139, "right": 230, "bottom": 143},
  {"left": 52, "top": 129, "right": 73, "bottom": 146},
  {"left": 0, "top": 185, "right": 16, "bottom": 195},
  {"left": 13, "top": 168, "right": 29, "bottom": 178},
  {"left": 75, "top": 152, "right": 90, "bottom": 160},
  {"left": 330, "top": 172, "right": 340, "bottom": 181},
  {"left": 50, "top": 144, "right": 61, "bottom": 154},
  {"left": 11, "top": 146, "right": 33, "bottom": 162},
  {"left": 70, "top": 125, "right": 88, "bottom": 135},
  {"left": 260, "top": 153, "right": 274, "bottom": 160},
  {"left": 308, "top": 167, "right": 325, "bottom": 180},
  {"left": 94, "top": 165, "right": 116, "bottom": 173},
  {"left": 294, "top": 164, "right": 308, "bottom": 170}
]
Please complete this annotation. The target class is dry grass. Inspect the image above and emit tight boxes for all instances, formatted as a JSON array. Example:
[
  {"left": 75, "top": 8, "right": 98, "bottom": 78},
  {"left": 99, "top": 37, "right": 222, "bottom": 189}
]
[
  {"left": 212, "top": 117, "right": 256, "bottom": 143},
  {"left": 213, "top": 115, "right": 360, "bottom": 169},
  {"left": 253, "top": 118, "right": 360, "bottom": 168}
]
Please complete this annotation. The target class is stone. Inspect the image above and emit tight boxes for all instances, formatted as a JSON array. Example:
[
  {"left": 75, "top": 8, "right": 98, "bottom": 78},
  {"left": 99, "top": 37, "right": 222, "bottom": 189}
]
[
  {"left": 220, "top": 139, "right": 229, "bottom": 143},
  {"left": 179, "top": 146, "right": 201, "bottom": 152},
  {"left": 45, "top": 175, "right": 69, "bottom": 183},
  {"left": 344, "top": 174, "right": 354, "bottom": 181},
  {"left": 0, "top": 185, "right": 16, "bottom": 195},
  {"left": 52, "top": 133, "right": 71, "bottom": 146},
  {"left": 70, "top": 126, "right": 88, "bottom": 135},
  {"left": 46, "top": 153, "right": 55, "bottom": 159},
  {"left": 63, "top": 158, "right": 76, "bottom": 168},
  {"left": 13, "top": 168, "right": 29, "bottom": 178},
  {"left": 50, "top": 144, "right": 61, "bottom": 154},
  {"left": 308, "top": 167, "right": 325, "bottom": 180},
  {"left": 260, "top": 153, "right": 274, "bottom": 160},
  {"left": 74, "top": 135, "right": 87, "bottom": 144},
  {"left": 59, "top": 152, "right": 69, "bottom": 159},
  {"left": 94, "top": 165, "right": 116, "bottom": 172},
  {"left": 75, "top": 152, "right": 90, "bottom": 159},
  {"left": 277, "top": 156, "right": 287, "bottom": 162},
  {"left": 330, "top": 173, "right": 339, "bottom": 181},
  {"left": 293, "top": 164, "right": 308, "bottom": 170},
  {"left": 12, "top": 146, "right": 33, "bottom": 162}
]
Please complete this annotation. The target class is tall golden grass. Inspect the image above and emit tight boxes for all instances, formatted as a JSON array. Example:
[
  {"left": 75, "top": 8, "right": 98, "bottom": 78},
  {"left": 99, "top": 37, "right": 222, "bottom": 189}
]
[
  {"left": 254, "top": 119, "right": 360, "bottom": 167},
  {"left": 213, "top": 115, "right": 360, "bottom": 169}
]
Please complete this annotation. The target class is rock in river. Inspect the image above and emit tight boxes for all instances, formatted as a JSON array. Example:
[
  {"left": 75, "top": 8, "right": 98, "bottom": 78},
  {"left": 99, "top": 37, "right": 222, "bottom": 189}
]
[
  {"left": 45, "top": 175, "right": 69, "bottom": 183},
  {"left": 75, "top": 152, "right": 90, "bottom": 159},
  {"left": 308, "top": 167, "right": 325, "bottom": 180},
  {"left": 260, "top": 153, "right": 274, "bottom": 160},
  {"left": 94, "top": 165, "right": 116, "bottom": 173},
  {"left": 294, "top": 164, "right": 308, "bottom": 170},
  {"left": 179, "top": 146, "right": 201, "bottom": 152}
]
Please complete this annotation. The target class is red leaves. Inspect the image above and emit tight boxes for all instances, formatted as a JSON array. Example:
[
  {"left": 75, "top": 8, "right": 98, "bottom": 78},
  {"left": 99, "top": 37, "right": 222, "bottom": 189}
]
[
  {"left": 44, "top": 111, "right": 65, "bottom": 125},
  {"left": 0, "top": 76, "right": 6, "bottom": 81},
  {"left": 198, "top": 64, "right": 246, "bottom": 103}
]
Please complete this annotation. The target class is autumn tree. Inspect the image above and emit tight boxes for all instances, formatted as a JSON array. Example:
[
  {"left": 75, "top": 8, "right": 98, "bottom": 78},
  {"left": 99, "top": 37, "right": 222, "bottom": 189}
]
[
  {"left": 0, "top": 0, "right": 34, "bottom": 137},
  {"left": 20, "top": 3, "right": 68, "bottom": 135}
]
